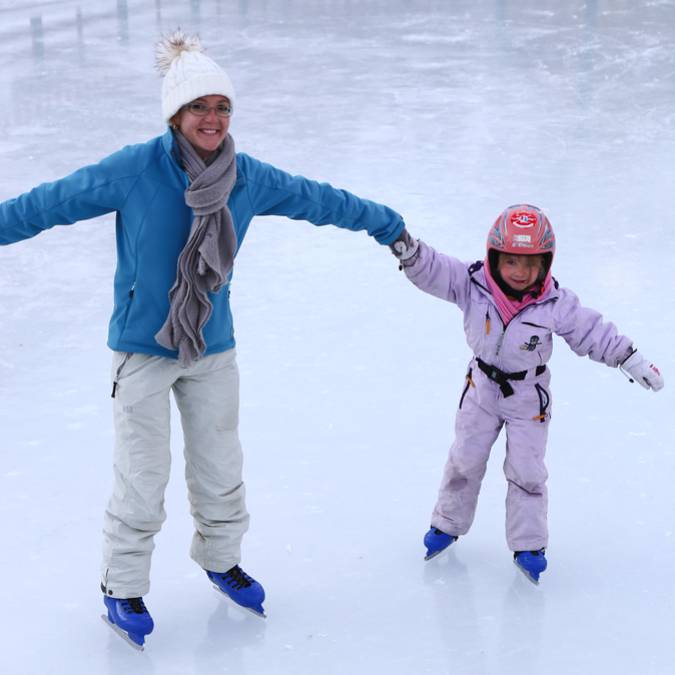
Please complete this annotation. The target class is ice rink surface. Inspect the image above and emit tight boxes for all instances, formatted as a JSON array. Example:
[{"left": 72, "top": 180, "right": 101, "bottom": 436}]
[{"left": 0, "top": 1, "right": 674, "bottom": 673}]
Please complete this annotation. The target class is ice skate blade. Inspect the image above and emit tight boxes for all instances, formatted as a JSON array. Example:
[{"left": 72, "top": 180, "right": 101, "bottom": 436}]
[
  {"left": 424, "top": 540, "right": 456, "bottom": 561},
  {"left": 424, "top": 548, "right": 448, "bottom": 561},
  {"left": 513, "top": 560, "right": 540, "bottom": 585},
  {"left": 212, "top": 584, "right": 267, "bottom": 618},
  {"left": 100, "top": 614, "right": 145, "bottom": 651}
]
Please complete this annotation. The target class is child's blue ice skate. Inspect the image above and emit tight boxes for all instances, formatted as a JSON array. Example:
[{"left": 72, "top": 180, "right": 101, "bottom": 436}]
[
  {"left": 424, "top": 526, "right": 458, "bottom": 560},
  {"left": 513, "top": 548, "right": 547, "bottom": 584},
  {"left": 101, "top": 594, "right": 154, "bottom": 650},
  {"left": 207, "top": 565, "right": 266, "bottom": 617}
]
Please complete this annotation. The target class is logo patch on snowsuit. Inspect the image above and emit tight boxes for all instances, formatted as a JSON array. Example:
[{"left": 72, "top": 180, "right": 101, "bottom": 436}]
[{"left": 520, "top": 335, "right": 541, "bottom": 351}]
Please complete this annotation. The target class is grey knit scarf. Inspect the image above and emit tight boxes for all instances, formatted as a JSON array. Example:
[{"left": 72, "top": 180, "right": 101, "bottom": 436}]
[{"left": 154, "top": 130, "right": 237, "bottom": 366}]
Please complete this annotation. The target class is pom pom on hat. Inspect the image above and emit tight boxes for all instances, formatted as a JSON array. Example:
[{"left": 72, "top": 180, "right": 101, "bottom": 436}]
[
  {"left": 156, "top": 29, "right": 235, "bottom": 121},
  {"left": 155, "top": 29, "right": 202, "bottom": 75}
]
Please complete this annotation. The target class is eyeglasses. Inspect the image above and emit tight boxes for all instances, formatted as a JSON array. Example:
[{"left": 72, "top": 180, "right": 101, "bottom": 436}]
[{"left": 184, "top": 101, "right": 232, "bottom": 117}]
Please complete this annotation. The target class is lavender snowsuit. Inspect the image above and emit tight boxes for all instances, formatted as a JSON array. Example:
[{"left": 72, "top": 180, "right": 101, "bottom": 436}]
[{"left": 406, "top": 242, "right": 632, "bottom": 551}]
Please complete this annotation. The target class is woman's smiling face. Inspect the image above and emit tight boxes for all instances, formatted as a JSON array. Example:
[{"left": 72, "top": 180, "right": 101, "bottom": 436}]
[{"left": 173, "top": 95, "right": 231, "bottom": 159}]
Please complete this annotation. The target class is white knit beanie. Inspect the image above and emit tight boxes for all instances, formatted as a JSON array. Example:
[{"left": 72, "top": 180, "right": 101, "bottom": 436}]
[{"left": 155, "top": 30, "right": 235, "bottom": 122}]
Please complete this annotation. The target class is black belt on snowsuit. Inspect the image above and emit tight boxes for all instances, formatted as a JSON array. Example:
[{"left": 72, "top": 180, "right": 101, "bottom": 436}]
[{"left": 476, "top": 358, "right": 546, "bottom": 398}]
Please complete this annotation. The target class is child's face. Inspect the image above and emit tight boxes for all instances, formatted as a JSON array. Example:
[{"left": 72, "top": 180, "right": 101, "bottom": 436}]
[{"left": 497, "top": 253, "right": 544, "bottom": 292}]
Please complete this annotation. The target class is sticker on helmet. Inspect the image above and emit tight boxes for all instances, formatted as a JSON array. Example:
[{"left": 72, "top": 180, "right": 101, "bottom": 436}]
[{"left": 511, "top": 212, "right": 537, "bottom": 228}]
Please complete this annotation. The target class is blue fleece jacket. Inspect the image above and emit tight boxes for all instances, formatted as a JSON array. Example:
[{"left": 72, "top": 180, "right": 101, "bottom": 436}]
[{"left": 0, "top": 130, "right": 404, "bottom": 357}]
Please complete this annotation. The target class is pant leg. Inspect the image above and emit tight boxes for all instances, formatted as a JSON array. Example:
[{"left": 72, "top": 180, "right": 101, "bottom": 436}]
[
  {"left": 502, "top": 381, "right": 551, "bottom": 552},
  {"left": 431, "top": 376, "right": 503, "bottom": 536},
  {"left": 102, "top": 353, "right": 176, "bottom": 598},
  {"left": 172, "top": 349, "right": 249, "bottom": 573}
]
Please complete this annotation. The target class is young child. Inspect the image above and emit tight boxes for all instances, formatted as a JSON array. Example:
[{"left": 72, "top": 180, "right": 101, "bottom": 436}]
[{"left": 389, "top": 204, "right": 664, "bottom": 583}]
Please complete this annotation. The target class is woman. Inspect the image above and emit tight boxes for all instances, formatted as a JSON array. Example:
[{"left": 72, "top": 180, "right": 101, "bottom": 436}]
[{"left": 0, "top": 31, "right": 404, "bottom": 649}]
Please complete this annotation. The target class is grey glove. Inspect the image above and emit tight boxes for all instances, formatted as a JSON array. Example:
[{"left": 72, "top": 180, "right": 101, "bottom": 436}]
[
  {"left": 389, "top": 228, "right": 420, "bottom": 268},
  {"left": 619, "top": 348, "right": 664, "bottom": 391}
]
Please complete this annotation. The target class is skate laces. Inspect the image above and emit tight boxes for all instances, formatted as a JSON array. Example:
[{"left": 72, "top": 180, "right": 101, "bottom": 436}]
[
  {"left": 121, "top": 597, "right": 148, "bottom": 614},
  {"left": 222, "top": 565, "right": 253, "bottom": 590}
]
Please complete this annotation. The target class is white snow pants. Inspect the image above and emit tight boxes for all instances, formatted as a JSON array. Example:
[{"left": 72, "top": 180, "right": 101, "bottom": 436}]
[{"left": 101, "top": 349, "right": 249, "bottom": 599}]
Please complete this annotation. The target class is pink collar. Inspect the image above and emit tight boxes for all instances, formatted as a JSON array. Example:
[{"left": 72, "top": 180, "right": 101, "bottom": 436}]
[{"left": 483, "top": 260, "right": 551, "bottom": 325}]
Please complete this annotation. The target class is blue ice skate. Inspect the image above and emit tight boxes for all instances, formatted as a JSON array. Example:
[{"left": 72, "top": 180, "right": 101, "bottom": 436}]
[
  {"left": 207, "top": 565, "right": 266, "bottom": 617},
  {"left": 101, "top": 594, "right": 154, "bottom": 649},
  {"left": 513, "top": 549, "right": 548, "bottom": 584},
  {"left": 424, "top": 526, "right": 458, "bottom": 560}
]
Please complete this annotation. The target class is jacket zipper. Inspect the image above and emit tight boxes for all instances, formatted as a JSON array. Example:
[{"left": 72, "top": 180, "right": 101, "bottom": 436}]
[
  {"left": 471, "top": 269, "right": 557, "bottom": 361},
  {"left": 119, "top": 281, "right": 136, "bottom": 334},
  {"left": 495, "top": 331, "right": 505, "bottom": 356},
  {"left": 495, "top": 305, "right": 535, "bottom": 357}
]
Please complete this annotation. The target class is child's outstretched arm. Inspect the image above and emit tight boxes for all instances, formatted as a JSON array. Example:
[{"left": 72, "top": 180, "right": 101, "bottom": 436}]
[
  {"left": 554, "top": 288, "right": 664, "bottom": 392},
  {"left": 388, "top": 229, "right": 471, "bottom": 308}
]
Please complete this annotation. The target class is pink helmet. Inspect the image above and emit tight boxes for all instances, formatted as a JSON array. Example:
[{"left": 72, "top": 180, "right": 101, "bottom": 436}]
[
  {"left": 486, "top": 204, "right": 555, "bottom": 299},
  {"left": 486, "top": 204, "right": 555, "bottom": 258}
]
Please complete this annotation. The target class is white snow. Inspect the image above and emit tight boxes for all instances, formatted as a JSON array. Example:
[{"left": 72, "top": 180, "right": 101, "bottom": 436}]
[{"left": 1, "top": 1, "right": 674, "bottom": 673}]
